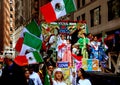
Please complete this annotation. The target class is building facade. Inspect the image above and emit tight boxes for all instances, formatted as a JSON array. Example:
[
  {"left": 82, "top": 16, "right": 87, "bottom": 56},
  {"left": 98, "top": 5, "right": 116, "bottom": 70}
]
[
  {"left": 13, "top": 0, "right": 50, "bottom": 44},
  {"left": 12, "top": 0, "right": 50, "bottom": 56},
  {"left": 0, "top": 0, "right": 4, "bottom": 54},
  {"left": 0, "top": 0, "right": 33, "bottom": 57},
  {"left": 15, "top": 0, "right": 32, "bottom": 28},
  {"left": 74, "top": 0, "right": 120, "bottom": 35}
]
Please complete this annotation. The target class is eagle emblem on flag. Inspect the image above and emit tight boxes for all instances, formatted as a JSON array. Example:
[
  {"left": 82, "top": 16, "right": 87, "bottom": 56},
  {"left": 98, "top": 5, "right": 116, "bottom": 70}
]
[{"left": 55, "top": 3, "right": 64, "bottom": 12}]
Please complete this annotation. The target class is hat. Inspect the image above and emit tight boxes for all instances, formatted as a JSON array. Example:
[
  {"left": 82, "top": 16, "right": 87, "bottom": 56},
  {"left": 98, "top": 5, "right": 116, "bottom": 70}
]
[{"left": 53, "top": 68, "right": 63, "bottom": 75}]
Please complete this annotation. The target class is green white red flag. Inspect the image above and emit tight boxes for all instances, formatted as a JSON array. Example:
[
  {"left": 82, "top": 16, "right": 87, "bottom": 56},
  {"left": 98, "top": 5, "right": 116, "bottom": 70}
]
[
  {"left": 15, "top": 20, "right": 41, "bottom": 52},
  {"left": 40, "top": 0, "right": 76, "bottom": 22},
  {"left": 19, "top": 32, "right": 42, "bottom": 55},
  {"left": 14, "top": 51, "right": 43, "bottom": 66}
]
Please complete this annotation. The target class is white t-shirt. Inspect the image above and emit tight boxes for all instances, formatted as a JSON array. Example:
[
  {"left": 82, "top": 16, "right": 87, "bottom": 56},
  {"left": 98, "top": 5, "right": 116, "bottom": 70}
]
[
  {"left": 0, "top": 69, "right": 2, "bottom": 77},
  {"left": 49, "top": 35, "right": 57, "bottom": 48},
  {"left": 53, "top": 80, "right": 66, "bottom": 85},
  {"left": 78, "top": 79, "right": 92, "bottom": 85},
  {"left": 30, "top": 72, "right": 43, "bottom": 85}
]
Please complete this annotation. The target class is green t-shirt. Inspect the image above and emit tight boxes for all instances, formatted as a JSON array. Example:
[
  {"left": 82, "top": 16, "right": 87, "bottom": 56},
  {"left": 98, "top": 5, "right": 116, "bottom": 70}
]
[{"left": 77, "top": 38, "right": 89, "bottom": 49}]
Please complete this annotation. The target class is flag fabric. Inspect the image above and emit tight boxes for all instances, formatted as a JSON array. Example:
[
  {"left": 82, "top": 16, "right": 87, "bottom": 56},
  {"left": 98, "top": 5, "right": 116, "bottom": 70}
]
[
  {"left": 15, "top": 20, "right": 41, "bottom": 52},
  {"left": 15, "top": 37, "right": 24, "bottom": 52},
  {"left": 26, "top": 51, "right": 43, "bottom": 64},
  {"left": 40, "top": 0, "right": 76, "bottom": 22},
  {"left": 14, "top": 55, "right": 28, "bottom": 66},
  {"left": 85, "top": 24, "right": 89, "bottom": 34},
  {"left": 21, "top": 20, "right": 41, "bottom": 38},
  {"left": 19, "top": 32, "right": 42, "bottom": 55},
  {"left": 44, "top": 70, "right": 51, "bottom": 85},
  {"left": 72, "top": 53, "right": 82, "bottom": 61},
  {"left": 14, "top": 51, "right": 43, "bottom": 66}
]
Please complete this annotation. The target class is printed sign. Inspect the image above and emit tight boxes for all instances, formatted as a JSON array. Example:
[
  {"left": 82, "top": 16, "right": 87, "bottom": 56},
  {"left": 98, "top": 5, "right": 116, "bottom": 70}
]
[
  {"left": 92, "top": 59, "right": 99, "bottom": 71},
  {"left": 87, "top": 59, "right": 93, "bottom": 71},
  {"left": 57, "top": 62, "right": 69, "bottom": 68},
  {"left": 82, "top": 58, "right": 88, "bottom": 70},
  {"left": 76, "top": 61, "right": 82, "bottom": 70},
  {"left": 75, "top": 59, "right": 99, "bottom": 71}
]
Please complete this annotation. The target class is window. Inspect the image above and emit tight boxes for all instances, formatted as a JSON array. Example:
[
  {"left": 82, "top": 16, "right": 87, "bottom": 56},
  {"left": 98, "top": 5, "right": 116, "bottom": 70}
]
[
  {"left": 90, "top": 6, "right": 101, "bottom": 27},
  {"left": 77, "top": 16, "right": 80, "bottom": 21},
  {"left": 10, "top": 14, "right": 13, "bottom": 18},
  {"left": 10, "top": 7, "right": 13, "bottom": 11},
  {"left": 77, "top": 0, "right": 80, "bottom": 9},
  {"left": 10, "top": 27, "right": 13, "bottom": 31},
  {"left": 10, "top": 5, "right": 13, "bottom": 11},
  {"left": 108, "top": 0, "right": 120, "bottom": 21},
  {"left": 82, "top": 0, "right": 85, "bottom": 6},
  {"left": 10, "top": 0, "right": 13, "bottom": 4},
  {"left": 82, "top": 14, "right": 85, "bottom": 20}
]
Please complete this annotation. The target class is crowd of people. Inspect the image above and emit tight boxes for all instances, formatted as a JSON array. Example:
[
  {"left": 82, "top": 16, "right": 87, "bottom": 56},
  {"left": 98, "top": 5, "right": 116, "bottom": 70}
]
[
  {"left": 41, "top": 32, "right": 109, "bottom": 71},
  {"left": 0, "top": 31, "right": 110, "bottom": 85},
  {"left": 0, "top": 27, "right": 119, "bottom": 85},
  {"left": 0, "top": 53, "right": 93, "bottom": 85}
]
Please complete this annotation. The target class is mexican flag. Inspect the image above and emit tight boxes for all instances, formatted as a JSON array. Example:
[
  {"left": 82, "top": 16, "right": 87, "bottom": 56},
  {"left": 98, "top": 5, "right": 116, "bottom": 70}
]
[
  {"left": 15, "top": 20, "right": 41, "bottom": 52},
  {"left": 44, "top": 70, "right": 51, "bottom": 85},
  {"left": 19, "top": 32, "right": 42, "bottom": 55},
  {"left": 40, "top": 0, "right": 76, "bottom": 22},
  {"left": 20, "top": 20, "right": 41, "bottom": 38},
  {"left": 14, "top": 51, "right": 43, "bottom": 66}
]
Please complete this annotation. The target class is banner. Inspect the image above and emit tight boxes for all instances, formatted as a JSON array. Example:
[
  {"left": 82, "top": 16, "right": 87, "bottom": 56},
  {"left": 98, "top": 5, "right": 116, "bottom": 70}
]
[
  {"left": 61, "top": 68, "right": 71, "bottom": 85},
  {"left": 41, "top": 21, "right": 87, "bottom": 39},
  {"left": 57, "top": 62, "right": 69, "bottom": 68},
  {"left": 76, "top": 59, "right": 99, "bottom": 71}
]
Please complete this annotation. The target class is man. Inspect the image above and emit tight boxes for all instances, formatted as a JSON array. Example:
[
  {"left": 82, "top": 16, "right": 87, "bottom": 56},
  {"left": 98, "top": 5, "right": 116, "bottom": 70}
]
[
  {"left": 0, "top": 53, "right": 27, "bottom": 85},
  {"left": 0, "top": 64, "right": 3, "bottom": 77},
  {"left": 29, "top": 65, "right": 43, "bottom": 85}
]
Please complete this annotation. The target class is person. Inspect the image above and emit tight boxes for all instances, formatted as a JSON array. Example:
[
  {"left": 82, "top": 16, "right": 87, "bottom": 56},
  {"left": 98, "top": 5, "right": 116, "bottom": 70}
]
[
  {"left": 47, "top": 64, "right": 54, "bottom": 76},
  {"left": 47, "top": 64, "right": 54, "bottom": 85},
  {"left": 0, "top": 53, "right": 27, "bottom": 85},
  {"left": 37, "top": 63, "right": 44, "bottom": 84},
  {"left": 24, "top": 69, "right": 35, "bottom": 85},
  {"left": 89, "top": 36, "right": 101, "bottom": 59},
  {"left": 71, "top": 71, "right": 76, "bottom": 85},
  {"left": 29, "top": 65, "right": 43, "bottom": 85},
  {"left": 53, "top": 68, "right": 66, "bottom": 85},
  {"left": 62, "top": 39, "right": 72, "bottom": 66},
  {"left": 42, "top": 36, "right": 49, "bottom": 52},
  {"left": 56, "top": 34, "right": 67, "bottom": 61},
  {"left": 72, "top": 43, "right": 81, "bottom": 63},
  {"left": 77, "top": 68, "right": 92, "bottom": 85},
  {"left": 48, "top": 34, "right": 57, "bottom": 50},
  {"left": 77, "top": 33, "right": 90, "bottom": 59},
  {"left": 72, "top": 43, "right": 80, "bottom": 56},
  {"left": 0, "top": 63, "right": 3, "bottom": 77}
]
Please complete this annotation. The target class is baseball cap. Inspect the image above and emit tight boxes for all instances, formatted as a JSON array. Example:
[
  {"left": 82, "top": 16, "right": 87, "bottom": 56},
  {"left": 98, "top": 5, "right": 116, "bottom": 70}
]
[{"left": 53, "top": 68, "right": 63, "bottom": 75}]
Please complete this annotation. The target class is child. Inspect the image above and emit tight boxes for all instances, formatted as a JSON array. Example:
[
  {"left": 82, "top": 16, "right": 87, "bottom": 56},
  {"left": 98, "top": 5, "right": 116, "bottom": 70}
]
[
  {"left": 53, "top": 68, "right": 66, "bottom": 85},
  {"left": 62, "top": 39, "right": 72, "bottom": 66}
]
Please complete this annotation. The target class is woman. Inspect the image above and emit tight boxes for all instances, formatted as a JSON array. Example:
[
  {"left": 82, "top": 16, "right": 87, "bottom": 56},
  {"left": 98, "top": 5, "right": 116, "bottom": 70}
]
[
  {"left": 56, "top": 34, "right": 67, "bottom": 61},
  {"left": 77, "top": 33, "right": 90, "bottom": 59},
  {"left": 77, "top": 68, "right": 92, "bottom": 85},
  {"left": 62, "top": 39, "right": 72, "bottom": 66},
  {"left": 24, "top": 69, "right": 35, "bottom": 85},
  {"left": 53, "top": 68, "right": 66, "bottom": 85}
]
